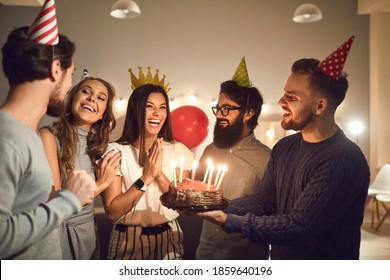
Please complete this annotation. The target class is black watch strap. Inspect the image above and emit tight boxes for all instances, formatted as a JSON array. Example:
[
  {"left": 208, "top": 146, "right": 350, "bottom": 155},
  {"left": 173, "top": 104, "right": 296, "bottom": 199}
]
[{"left": 134, "top": 178, "right": 145, "bottom": 192}]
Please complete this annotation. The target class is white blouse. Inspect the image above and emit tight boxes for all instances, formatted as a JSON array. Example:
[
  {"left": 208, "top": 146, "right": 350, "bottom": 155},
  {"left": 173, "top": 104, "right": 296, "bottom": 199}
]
[{"left": 106, "top": 141, "right": 195, "bottom": 227}]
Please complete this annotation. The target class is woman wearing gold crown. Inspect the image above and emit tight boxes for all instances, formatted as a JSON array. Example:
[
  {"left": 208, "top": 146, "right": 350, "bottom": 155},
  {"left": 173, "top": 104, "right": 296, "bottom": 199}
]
[{"left": 101, "top": 68, "right": 195, "bottom": 260}]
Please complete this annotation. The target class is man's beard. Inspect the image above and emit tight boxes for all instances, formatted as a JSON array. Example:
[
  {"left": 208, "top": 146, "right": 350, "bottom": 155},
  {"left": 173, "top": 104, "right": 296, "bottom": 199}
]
[
  {"left": 281, "top": 107, "right": 316, "bottom": 131},
  {"left": 213, "top": 114, "right": 244, "bottom": 149},
  {"left": 46, "top": 81, "right": 66, "bottom": 117}
]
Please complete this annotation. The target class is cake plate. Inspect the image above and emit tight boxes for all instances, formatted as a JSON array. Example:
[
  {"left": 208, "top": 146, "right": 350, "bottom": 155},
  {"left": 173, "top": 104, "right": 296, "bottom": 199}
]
[{"left": 160, "top": 192, "right": 229, "bottom": 212}]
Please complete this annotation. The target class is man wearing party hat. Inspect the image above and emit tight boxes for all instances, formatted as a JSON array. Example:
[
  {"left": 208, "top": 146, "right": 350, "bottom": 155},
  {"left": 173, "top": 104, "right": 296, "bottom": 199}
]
[
  {"left": 195, "top": 57, "right": 271, "bottom": 260},
  {"left": 0, "top": 0, "right": 96, "bottom": 259},
  {"left": 198, "top": 37, "right": 370, "bottom": 259}
]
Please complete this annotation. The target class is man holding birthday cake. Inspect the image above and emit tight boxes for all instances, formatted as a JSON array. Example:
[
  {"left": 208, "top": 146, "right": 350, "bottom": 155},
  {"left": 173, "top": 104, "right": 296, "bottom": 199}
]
[{"left": 197, "top": 37, "right": 370, "bottom": 260}]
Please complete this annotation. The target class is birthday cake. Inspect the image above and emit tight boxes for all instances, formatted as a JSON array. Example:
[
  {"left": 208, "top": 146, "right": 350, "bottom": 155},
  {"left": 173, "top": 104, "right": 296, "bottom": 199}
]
[{"left": 161, "top": 179, "right": 226, "bottom": 210}]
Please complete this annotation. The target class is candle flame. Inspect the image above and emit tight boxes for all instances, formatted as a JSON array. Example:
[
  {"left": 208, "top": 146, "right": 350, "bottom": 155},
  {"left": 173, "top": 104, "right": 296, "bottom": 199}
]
[
  {"left": 192, "top": 160, "right": 198, "bottom": 171},
  {"left": 216, "top": 164, "right": 227, "bottom": 190},
  {"left": 203, "top": 158, "right": 212, "bottom": 183},
  {"left": 172, "top": 160, "right": 177, "bottom": 187}
]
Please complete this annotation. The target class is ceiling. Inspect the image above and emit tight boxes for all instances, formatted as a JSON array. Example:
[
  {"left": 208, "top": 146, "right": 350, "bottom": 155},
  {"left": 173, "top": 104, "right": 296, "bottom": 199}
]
[
  {"left": 0, "top": 0, "right": 43, "bottom": 6},
  {"left": 358, "top": 0, "right": 390, "bottom": 13},
  {"left": 2, "top": 0, "right": 390, "bottom": 12}
]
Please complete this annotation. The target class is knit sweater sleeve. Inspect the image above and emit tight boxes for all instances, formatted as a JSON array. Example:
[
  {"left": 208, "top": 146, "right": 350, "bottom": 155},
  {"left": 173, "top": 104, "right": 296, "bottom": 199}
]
[
  {"left": 0, "top": 138, "right": 81, "bottom": 259},
  {"left": 224, "top": 150, "right": 369, "bottom": 245}
]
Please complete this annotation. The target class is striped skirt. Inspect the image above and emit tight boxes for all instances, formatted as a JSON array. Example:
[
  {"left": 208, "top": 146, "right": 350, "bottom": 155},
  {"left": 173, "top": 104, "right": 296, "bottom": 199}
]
[{"left": 107, "top": 219, "right": 183, "bottom": 260}]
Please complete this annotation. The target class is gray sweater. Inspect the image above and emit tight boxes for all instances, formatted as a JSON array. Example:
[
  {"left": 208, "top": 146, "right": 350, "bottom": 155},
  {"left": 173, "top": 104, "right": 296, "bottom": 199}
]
[{"left": 0, "top": 111, "right": 81, "bottom": 259}]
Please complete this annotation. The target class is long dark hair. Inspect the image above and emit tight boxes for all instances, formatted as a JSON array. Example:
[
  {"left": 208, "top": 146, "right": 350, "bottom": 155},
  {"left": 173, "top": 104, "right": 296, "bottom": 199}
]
[
  {"left": 117, "top": 84, "right": 174, "bottom": 165},
  {"left": 52, "top": 77, "right": 116, "bottom": 179}
]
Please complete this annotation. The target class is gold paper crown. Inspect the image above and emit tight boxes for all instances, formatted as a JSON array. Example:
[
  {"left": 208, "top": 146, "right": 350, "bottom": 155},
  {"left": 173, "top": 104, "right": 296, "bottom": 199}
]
[{"left": 129, "top": 66, "right": 171, "bottom": 93}]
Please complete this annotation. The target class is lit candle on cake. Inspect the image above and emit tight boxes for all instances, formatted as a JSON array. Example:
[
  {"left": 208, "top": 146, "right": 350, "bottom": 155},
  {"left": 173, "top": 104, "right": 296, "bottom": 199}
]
[
  {"left": 206, "top": 164, "right": 214, "bottom": 191},
  {"left": 190, "top": 160, "right": 197, "bottom": 188},
  {"left": 216, "top": 164, "right": 227, "bottom": 190},
  {"left": 203, "top": 158, "right": 212, "bottom": 183},
  {"left": 214, "top": 164, "right": 222, "bottom": 186},
  {"left": 172, "top": 160, "right": 177, "bottom": 188},
  {"left": 179, "top": 156, "right": 184, "bottom": 183}
]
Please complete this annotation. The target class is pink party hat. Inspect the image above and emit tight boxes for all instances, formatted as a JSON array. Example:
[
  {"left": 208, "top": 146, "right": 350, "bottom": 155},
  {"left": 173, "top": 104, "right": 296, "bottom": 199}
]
[
  {"left": 318, "top": 36, "right": 355, "bottom": 80},
  {"left": 28, "top": 0, "right": 59, "bottom": 45}
]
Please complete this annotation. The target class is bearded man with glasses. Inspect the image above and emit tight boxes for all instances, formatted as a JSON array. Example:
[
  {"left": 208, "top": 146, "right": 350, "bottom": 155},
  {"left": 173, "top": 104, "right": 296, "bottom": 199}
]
[{"left": 195, "top": 80, "right": 271, "bottom": 260}]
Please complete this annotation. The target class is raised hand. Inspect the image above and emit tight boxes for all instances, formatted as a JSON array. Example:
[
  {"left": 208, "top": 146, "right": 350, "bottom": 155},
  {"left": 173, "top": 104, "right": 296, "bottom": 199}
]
[
  {"left": 95, "top": 149, "right": 121, "bottom": 195},
  {"left": 143, "top": 138, "right": 163, "bottom": 185},
  {"left": 152, "top": 138, "right": 171, "bottom": 192},
  {"left": 155, "top": 138, "right": 164, "bottom": 178},
  {"left": 64, "top": 170, "right": 97, "bottom": 206},
  {"left": 194, "top": 210, "right": 227, "bottom": 226}
]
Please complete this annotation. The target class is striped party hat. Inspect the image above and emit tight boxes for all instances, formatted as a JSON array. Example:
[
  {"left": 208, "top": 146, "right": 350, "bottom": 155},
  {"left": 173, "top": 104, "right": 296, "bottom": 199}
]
[
  {"left": 318, "top": 36, "right": 355, "bottom": 80},
  {"left": 82, "top": 69, "right": 91, "bottom": 80},
  {"left": 28, "top": 0, "right": 59, "bottom": 45}
]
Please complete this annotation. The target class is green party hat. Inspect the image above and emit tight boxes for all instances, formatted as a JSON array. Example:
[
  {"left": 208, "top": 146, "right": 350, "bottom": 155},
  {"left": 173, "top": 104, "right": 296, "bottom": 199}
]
[{"left": 232, "top": 56, "right": 251, "bottom": 87}]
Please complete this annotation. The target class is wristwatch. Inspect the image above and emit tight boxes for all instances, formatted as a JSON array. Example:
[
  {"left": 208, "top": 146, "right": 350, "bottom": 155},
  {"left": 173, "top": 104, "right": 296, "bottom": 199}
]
[{"left": 134, "top": 178, "right": 148, "bottom": 192}]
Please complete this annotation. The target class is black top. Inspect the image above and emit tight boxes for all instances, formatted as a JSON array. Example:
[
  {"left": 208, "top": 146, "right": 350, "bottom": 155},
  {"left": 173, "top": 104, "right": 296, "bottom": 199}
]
[{"left": 224, "top": 128, "right": 370, "bottom": 259}]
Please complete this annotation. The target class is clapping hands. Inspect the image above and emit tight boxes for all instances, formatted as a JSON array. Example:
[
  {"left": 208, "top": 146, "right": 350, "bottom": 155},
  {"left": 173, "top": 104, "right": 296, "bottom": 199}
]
[{"left": 143, "top": 138, "right": 164, "bottom": 185}]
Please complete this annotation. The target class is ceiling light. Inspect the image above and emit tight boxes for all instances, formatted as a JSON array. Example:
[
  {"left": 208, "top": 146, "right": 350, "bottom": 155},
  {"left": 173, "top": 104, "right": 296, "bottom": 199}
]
[
  {"left": 293, "top": 3, "right": 322, "bottom": 23},
  {"left": 110, "top": 0, "right": 141, "bottom": 19}
]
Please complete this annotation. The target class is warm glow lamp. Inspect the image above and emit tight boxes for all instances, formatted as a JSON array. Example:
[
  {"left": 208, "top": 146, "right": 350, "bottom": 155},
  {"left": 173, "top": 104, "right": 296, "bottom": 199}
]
[
  {"left": 110, "top": 0, "right": 141, "bottom": 19},
  {"left": 293, "top": 3, "right": 322, "bottom": 23},
  {"left": 349, "top": 120, "right": 364, "bottom": 144}
]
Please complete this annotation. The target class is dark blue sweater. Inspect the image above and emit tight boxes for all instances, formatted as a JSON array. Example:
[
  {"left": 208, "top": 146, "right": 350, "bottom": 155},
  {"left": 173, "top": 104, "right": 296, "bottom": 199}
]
[{"left": 224, "top": 128, "right": 370, "bottom": 259}]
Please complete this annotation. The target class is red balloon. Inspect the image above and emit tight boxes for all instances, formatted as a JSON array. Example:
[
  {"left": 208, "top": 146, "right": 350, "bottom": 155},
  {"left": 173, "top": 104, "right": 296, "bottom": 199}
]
[{"left": 170, "top": 105, "right": 209, "bottom": 150}]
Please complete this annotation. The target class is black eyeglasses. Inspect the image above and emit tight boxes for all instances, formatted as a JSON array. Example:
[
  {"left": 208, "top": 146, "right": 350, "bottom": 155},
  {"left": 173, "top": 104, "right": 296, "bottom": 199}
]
[{"left": 211, "top": 105, "right": 243, "bottom": 116}]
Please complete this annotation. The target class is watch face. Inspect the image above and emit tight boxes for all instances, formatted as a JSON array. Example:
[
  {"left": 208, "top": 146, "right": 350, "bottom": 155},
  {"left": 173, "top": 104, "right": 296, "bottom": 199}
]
[{"left": 135, "top": 178, "right": 144, "bottom": 190}]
